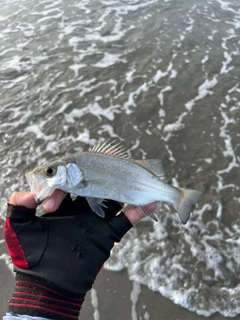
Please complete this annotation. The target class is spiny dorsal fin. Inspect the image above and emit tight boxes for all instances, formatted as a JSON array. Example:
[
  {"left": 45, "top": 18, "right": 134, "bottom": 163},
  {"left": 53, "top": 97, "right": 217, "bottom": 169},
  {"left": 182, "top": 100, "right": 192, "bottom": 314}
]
[{"left": 90, "top": 140, "right": 130, "bottom": 159}]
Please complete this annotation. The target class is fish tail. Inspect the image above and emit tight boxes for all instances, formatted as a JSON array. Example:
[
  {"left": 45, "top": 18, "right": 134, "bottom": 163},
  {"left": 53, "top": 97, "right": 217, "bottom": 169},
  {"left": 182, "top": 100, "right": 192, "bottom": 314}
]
[{"left": 173, "top": 188, "right": 202, "bottom": 224}]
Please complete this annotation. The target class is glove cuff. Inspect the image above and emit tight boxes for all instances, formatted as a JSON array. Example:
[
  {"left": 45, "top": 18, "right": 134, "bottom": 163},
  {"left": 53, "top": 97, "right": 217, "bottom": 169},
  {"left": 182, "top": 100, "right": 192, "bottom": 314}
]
[
  {"left": 7, "top": 203, "right": 36, "bottom": 221},
  {"left": 8, "top": 272, "right": 84, "bottom": 320}
]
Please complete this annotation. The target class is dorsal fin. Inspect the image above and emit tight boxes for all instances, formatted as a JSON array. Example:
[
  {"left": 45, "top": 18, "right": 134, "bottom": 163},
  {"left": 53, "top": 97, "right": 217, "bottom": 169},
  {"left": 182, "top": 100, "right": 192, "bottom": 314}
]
[
  {"left": 134, "top": 159, "right": 164, "bottom": 178},
  {"left": 90, "top": 140, "right": 130, "bottom": 159}
]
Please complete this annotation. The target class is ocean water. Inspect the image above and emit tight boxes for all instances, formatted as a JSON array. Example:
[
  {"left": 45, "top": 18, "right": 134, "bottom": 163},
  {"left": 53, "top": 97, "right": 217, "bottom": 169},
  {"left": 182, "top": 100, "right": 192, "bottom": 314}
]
[{"left": 0, "top": 0, "right": 240, "bottom": 317}]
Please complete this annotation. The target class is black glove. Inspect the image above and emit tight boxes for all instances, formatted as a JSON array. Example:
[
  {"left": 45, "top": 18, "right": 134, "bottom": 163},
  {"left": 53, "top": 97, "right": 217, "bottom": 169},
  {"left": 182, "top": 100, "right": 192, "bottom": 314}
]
[{"left": 4, "top": 195, "right": 132, "bottom": 320}]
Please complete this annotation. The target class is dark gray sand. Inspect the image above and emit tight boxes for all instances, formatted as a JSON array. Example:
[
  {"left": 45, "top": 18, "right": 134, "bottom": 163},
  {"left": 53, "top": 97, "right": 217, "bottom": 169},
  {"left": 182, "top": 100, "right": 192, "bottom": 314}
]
[{"left": 1, "top": 264, "right": 240, "bottom": 320}]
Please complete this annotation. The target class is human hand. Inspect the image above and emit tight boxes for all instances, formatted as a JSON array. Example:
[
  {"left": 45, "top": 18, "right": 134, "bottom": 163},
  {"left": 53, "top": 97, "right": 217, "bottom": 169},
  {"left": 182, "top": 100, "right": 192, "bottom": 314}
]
[
  {"left": 4, "top": 191, "right": 155, "bottom": 319},
  {"left": 8, "top": 190, "right": 149, "bottom": 224},
  {"left": 8, "top": 190, "right": 68, "bottom": 212}
]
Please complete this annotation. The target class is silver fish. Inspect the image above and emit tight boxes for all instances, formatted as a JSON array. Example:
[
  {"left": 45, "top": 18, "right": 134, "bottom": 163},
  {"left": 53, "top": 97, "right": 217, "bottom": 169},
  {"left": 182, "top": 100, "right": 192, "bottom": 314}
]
[{"left": 25, "top": 140, "right": 202, "bottom": 224}]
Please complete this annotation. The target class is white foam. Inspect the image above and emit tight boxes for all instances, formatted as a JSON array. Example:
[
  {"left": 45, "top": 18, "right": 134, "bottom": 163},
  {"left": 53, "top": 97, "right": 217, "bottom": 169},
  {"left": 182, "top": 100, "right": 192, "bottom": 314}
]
[
  {"left": 201, "top": 55, "right": 209, "bottom": 64},
  {"left": 69, "top": 26, "right": 127, "bottom": 45},
  {"left": 217, "top": 0, "right": 240, "bottom": 14},
  {"left": 24, "top": 125, "right": 55, "bottom": 141},
  {"left": 92, "top": 52, "right": 127, "bottom": 68},
  {"left": 76, "top": 128, "right": 97, "bottom": 146},
  {"left": 158, "top": 108, "right": 165, "bottom": 118},
  {"left": 91, "top": 288, "right": 100, "bottom": 320},
  {"left": 221, "top": 51, "right": 234, "bottom": 74},
  {"left": 123, "top": 82, "right": 148, "bottom": 114},
  {"left": 59, "top": 87, "right": 121, "bottom": 122},
  {"left": 170, "top": 69, "right": 177, "bottom": 78},
  {"left": 130, "top": 281, "right": 141, "bottom": 320},
  {"left": 44, "top": 0, "right": 62, "bottom": 9},
  {"left": 163, "top": 112, "right": 187, "bottom": 132},
  {"left": 217, "top": 104, "right": 238, "bottom": 175},
  {"left": 204, "top": 158, "right": 212, "bottom": 164},
  {"left": 3, "top": 55, "right": 22, "bottom": 72},
  {"left": 153, "top": 62, "right": 177, "bottom": 83},
  {"left": 153, "top": 70, "right": 168, "bottom": 83},
  {"left": 157, "top": 86, "right": 172, "bottom": 106},
  {"left": 165, "top": 144, "right": 176, "bottom": 163},
  {"left": 126, "top": 66, "right": 136, "bottom": 83},
  {"left": 38, "top": 12, "right": 63, "bottom": 24},
  {"left": 69, "top": 64, "right": 86, "bottom": 77},
  {"left": 185, "top": 77, "right": 218, "bottom": 111},
  {"left": 208, "top": 29, "right": 217, "bottom": 41}
]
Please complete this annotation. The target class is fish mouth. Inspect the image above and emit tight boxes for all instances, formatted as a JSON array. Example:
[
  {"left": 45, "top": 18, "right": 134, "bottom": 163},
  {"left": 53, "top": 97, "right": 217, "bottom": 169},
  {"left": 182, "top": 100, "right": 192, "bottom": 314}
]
[{"left": 25, "top": 172, "right": 55, "bottom": 204}]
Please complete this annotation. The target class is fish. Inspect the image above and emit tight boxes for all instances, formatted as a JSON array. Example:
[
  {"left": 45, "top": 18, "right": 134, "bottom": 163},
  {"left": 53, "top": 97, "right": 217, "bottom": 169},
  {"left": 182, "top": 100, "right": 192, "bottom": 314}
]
[{"left": 25, "top": 140, "right": 202, "bottom": 224}]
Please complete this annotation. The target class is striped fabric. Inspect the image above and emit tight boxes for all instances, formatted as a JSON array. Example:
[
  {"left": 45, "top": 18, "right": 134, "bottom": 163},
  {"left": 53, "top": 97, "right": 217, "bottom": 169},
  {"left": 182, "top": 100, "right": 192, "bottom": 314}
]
[{"left": 8, "top": 279, "right": 83, "bottom": 320}]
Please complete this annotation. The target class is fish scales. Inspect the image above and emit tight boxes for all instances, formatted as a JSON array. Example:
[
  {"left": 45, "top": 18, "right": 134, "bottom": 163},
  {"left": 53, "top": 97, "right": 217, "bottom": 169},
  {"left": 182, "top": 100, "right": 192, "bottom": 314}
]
[{"left": 71, "top": 152, "right": 179, "bottom": 205}]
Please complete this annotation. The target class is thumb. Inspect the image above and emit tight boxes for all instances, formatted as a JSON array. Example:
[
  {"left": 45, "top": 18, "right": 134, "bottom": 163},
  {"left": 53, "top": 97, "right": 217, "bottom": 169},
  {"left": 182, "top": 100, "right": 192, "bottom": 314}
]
[{"left": 42, "top": 190, "right": 68, "bottom": 212}]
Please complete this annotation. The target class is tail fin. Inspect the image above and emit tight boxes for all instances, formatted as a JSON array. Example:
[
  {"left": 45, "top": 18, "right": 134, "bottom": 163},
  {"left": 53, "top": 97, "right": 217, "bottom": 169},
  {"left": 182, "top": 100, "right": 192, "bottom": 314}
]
[{"left": 173, "top": 188, "right": 202, "bottom": 224}]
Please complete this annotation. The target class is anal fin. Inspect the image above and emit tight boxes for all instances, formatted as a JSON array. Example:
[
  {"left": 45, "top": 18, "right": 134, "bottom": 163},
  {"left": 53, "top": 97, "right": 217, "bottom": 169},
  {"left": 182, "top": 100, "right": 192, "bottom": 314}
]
[
  {"left": 121, "top": 202, "right": 162, "bottom": 222},
  {"left": 140, "top": 201, "right": 162, "bottom": 222}
]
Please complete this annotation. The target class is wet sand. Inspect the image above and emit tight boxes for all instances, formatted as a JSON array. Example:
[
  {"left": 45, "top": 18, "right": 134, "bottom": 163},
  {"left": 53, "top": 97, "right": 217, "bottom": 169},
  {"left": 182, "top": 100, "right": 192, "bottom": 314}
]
[
  {"left": 1, "top": 264, "right": 240, "bottom": 320},
  {"left": 81, "top": 269, "right": 240, "bottom": 320}
]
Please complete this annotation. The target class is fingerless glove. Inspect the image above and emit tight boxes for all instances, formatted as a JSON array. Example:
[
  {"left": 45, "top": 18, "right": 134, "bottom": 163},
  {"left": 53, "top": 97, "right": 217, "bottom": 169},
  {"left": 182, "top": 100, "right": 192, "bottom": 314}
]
[{"left": 4, "top": 195, "right": 132, "bottom": 320}]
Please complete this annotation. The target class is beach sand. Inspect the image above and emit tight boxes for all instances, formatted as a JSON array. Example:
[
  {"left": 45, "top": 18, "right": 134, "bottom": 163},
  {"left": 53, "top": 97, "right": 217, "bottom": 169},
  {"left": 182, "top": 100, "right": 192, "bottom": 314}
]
[{"left": 1, "top": 263, "right": 240, "bottom": 320}]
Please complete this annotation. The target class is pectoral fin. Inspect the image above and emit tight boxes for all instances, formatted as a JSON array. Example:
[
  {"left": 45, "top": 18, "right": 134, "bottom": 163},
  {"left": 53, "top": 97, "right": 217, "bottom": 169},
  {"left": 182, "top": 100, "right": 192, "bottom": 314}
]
[{"left": 86, "top": 197, "right": 108, "bottom": 218}]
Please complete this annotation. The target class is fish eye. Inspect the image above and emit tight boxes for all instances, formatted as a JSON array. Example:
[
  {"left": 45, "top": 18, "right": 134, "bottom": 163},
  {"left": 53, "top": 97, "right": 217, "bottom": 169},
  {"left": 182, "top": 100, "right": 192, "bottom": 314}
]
[{"left": 45, "top": 167, "right": 56, "bottom": 177}]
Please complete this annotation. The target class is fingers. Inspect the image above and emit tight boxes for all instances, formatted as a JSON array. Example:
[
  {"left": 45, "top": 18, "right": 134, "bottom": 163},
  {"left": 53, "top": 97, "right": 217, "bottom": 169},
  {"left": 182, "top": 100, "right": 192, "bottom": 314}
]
[
  {"left": 123, "top": 202, "right": 158, "bottom": 225},
  {"left": 9, "top": 192, "right": 37, "bottom": 209},
  {"left": 102, "top": 200, "right": 122, "bottom": 219},
  {"left": 123, "top": 206, "right": 145, "bottom": 225},
  {"left": 9, "top": 191, "right": 157, "bottom": 222},
  {"left": 42, "top": 190, "right": 68, "bottom": 212},
  {"left": 9, "top": 190, "right": 68, "bottom": 212}
]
